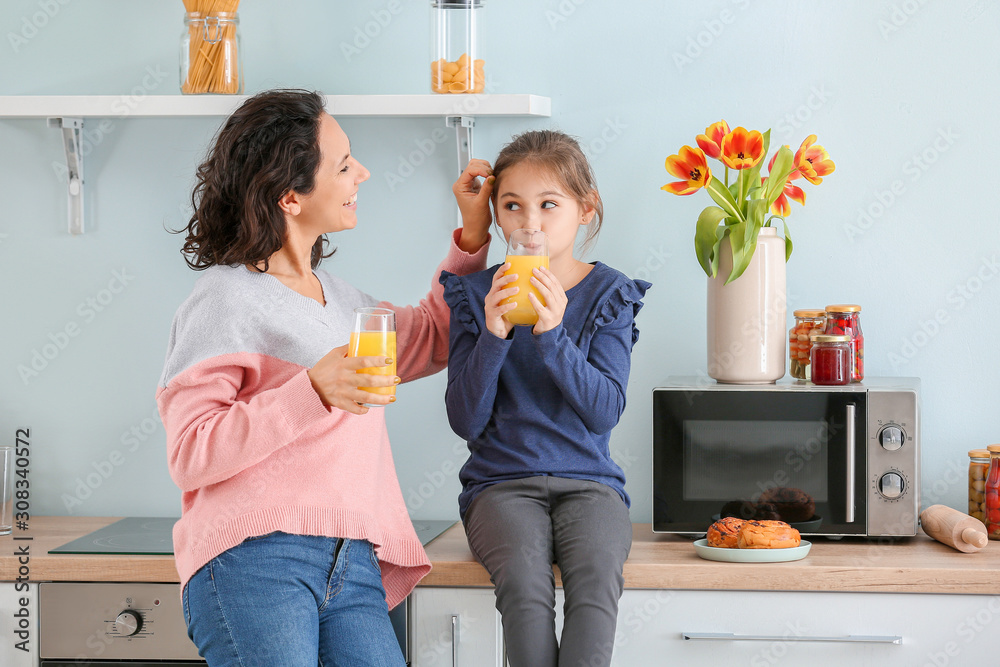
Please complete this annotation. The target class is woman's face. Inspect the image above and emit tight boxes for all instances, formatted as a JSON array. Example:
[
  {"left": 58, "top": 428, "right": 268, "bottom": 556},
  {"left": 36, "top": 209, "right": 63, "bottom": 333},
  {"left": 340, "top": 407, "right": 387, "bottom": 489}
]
[{"left": 293, "top": 114, "right": 370, "bottom": 235}]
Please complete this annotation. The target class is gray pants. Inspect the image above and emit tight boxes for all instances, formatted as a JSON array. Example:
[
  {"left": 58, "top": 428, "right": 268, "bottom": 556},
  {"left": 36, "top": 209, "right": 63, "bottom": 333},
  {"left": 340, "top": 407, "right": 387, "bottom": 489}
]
[{"left": 463, "top": 476, "right": 632, "bottom": 667}]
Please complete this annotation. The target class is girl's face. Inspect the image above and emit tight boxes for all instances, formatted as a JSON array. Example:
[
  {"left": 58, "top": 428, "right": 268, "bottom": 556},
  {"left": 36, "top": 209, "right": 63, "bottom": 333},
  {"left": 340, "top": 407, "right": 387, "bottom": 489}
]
[
  {"left": 293, "top": 114, "right": 370, "bottom": 235},
  {"left": 494, "top": 161, "right": 595, "bottom": 260}
]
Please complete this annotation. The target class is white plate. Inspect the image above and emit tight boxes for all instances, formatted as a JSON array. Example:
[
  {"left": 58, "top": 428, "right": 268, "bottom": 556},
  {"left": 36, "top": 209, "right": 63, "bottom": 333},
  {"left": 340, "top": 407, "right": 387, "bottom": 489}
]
[{"left": 693, "top": 538, "right": 812, "bottom": 563}]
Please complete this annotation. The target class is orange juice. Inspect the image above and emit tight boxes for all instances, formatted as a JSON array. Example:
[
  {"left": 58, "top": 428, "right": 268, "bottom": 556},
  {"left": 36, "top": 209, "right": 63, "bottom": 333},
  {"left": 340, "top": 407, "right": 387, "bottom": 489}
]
[
  {"left": 503, "top": 255, "right": 549, "bottom": 326},
  {"left": 349, "top": 331, "right": 397, "bottom": 396}
]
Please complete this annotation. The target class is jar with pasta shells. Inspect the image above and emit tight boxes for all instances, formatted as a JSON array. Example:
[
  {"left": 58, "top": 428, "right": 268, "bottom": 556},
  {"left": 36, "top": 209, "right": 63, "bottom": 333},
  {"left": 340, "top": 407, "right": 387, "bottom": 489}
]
[
  {"left": 180, "top": 1, "right": 243, "bottom": 95},
  {"left": 431, "top": 0, "right": 485, "bottom": 94}
]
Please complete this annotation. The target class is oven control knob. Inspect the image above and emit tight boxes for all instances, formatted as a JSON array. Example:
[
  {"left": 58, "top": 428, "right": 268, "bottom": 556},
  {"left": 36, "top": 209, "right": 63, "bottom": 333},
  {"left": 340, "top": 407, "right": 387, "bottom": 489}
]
[
  {"left": 114, "top": 610, "right": 143, "bottom": 636},
  {"left": 879, "top": 426, "right": 904, "bottom": 451},
  {"left": 878, "top": 472, "right": 905, "bottom": 500}
]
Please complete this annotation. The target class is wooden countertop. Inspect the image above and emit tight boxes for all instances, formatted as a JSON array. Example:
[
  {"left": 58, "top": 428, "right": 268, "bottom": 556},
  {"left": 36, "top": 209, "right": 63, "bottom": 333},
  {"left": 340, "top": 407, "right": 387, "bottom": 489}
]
[{"left": 3, "top": 518, "right": 999, "bottom": 595}]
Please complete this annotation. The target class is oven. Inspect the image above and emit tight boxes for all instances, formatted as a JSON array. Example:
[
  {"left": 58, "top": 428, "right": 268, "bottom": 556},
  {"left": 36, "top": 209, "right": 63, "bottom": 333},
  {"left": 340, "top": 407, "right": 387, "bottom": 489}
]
[
  {"left": 38, "top": 518, "right": 454, "bottom": 665},
  {"left": 652, "top": 377, "right": 920, "bottom": 538}
]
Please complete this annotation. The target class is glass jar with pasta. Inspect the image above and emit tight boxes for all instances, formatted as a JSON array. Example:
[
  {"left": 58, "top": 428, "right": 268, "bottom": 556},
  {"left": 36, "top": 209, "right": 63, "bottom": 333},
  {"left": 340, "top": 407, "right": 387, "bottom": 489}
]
[
  {"left": 431, "top": 0, "right": 485, "bottom": 94},
  {"left": 180, "top": 1, "right": 243, "bottom": 95}
]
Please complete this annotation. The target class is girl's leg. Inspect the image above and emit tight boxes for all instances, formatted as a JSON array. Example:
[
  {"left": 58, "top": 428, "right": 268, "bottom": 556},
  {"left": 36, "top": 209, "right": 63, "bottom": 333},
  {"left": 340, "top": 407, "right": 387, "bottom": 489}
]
[
  {"left": 183, "top": 532, "right": 326, "bottom": 667},
  {"left": 317, "top": 538, "right": 406, "bottom": 667},
  {"left": 464, "top": 477, "right": 559, "bottom": 667},
  {"left": 549, "top": 479, "right": 632, "bottom": 667}
]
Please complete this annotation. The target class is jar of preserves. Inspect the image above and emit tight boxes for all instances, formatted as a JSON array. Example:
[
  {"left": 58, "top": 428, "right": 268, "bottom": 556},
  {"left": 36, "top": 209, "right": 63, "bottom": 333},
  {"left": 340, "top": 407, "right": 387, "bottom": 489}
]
[
  {"left": 985, "top": 445, "right": 1000, "bottom": 539},
  {"left": 788, "top": 309, "right": 826, "bottom": 380},
  {"left": 824, "top": 304, "right": 864, "bottom": 382},
  {"left": 809, "top": 334, "right": 852, "bottom": 385},
  {"left": 969, "top": 449, "right": 990, "bottom": 523},
  {"left": 431, "top": 0, "right": 485, "bottom": 94},
  {"left": 180, "top": 6, "right": 243, "bottom": 94}
]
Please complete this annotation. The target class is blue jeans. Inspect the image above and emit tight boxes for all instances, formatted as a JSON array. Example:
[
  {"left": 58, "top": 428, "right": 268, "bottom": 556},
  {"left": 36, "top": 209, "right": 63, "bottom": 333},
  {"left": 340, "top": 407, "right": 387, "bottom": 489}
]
[{"left": 183, "top": 532, "right": 405, "bottom": 667}]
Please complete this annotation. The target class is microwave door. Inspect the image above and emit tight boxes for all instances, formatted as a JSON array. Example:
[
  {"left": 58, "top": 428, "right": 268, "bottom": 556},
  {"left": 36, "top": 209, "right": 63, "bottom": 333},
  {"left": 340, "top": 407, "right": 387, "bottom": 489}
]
[{"left": 652, "top": 389, "right": 868, "bottom": 536}]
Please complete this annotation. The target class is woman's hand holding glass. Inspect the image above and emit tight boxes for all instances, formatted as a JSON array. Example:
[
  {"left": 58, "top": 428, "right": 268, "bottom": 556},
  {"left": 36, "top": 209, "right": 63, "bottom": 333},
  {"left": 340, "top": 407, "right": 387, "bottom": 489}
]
[
  {"left": 307, "top": 346, "right": 398, "bottom": 415},
  {"left": 527, "top": 266, "right": 567, "bottom": 334}
]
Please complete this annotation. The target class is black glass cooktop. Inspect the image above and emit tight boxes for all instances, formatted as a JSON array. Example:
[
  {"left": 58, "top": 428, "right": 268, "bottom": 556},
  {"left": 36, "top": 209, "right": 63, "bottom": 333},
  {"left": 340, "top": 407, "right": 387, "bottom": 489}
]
[{"left": 49, "top": 517, "right": 456, "bottom": 555}]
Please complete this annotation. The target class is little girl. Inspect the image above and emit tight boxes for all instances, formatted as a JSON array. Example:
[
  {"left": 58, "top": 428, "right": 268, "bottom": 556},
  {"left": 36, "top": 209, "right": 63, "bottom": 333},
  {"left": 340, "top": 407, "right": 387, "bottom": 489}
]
[{"left": 441, "top": 130, "right": 651, "bottom": 667}]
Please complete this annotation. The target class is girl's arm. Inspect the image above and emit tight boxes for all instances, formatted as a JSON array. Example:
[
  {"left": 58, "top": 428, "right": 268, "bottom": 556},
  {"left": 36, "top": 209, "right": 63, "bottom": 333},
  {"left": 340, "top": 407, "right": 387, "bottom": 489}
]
[
  {"left": 443, "top": 309, "right": 511, "bottom": 441},
  {"left": 533, "top": 292, "right": 639, "bottom": 435}
]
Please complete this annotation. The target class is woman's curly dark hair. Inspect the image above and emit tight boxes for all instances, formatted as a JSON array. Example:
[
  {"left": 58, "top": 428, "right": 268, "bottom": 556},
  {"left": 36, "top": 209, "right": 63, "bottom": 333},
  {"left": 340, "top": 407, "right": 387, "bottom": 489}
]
[{"left": 179, "top": 89, "right": 333, "bottom": 271}]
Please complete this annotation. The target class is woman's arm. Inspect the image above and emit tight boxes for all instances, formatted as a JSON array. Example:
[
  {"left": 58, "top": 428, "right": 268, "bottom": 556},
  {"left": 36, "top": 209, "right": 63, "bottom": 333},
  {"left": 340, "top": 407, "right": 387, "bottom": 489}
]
[{"left": 158, "top": 363, "right": 332, "bottom": 492}]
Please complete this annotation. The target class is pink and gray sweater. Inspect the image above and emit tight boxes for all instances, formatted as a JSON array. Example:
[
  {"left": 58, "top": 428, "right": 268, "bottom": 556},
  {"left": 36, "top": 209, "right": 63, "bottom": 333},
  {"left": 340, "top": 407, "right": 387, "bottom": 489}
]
[{"left": 156, "top": 230, "right": 487, "bottom": 609}]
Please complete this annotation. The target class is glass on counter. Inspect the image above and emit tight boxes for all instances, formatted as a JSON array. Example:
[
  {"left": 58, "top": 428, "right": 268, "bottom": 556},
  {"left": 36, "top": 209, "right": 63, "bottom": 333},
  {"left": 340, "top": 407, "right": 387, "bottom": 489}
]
[
  {"left": 809, "top": 334, "right": 852, "bottom": 385},
  {"left": 789, "top": 309, "right": 826, "bottom": 380},
  {"left": 824, "top": 304, "right": 863, "bottom": 382},
  {"left": 969, "top": 449, "right": 990, "bottom": 523},
  {"left": 986, "top": 445, "right": 1000, "bottom": 540}
]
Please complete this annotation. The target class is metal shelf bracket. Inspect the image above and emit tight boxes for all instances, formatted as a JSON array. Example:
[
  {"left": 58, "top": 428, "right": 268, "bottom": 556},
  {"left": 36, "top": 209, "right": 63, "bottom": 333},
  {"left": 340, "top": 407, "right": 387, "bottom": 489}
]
[
  {"left": 446, "top": 115, "right": 475, "bottom": 177},
  {"left": 47, "top": 116, "right": 85, "bottom": 234}
]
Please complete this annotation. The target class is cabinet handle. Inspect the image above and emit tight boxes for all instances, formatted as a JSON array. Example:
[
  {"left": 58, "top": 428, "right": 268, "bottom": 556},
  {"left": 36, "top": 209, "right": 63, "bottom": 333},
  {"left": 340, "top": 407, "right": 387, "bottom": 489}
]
[
  {"left": 845, "top": 402, "right": 856, "bottom": 523},
  {"left": 682, "top": 632, "right": 901, "bottom": 644},
  {"left": 451, "top": 614, "right": 459, "bottom": 666}
]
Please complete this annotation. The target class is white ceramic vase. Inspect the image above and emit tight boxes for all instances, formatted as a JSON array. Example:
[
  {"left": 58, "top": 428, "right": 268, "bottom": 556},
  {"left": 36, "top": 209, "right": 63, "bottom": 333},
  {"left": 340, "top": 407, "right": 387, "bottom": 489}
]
[{"left": 706, "top": 226, "right": 787, "bottom": 384}]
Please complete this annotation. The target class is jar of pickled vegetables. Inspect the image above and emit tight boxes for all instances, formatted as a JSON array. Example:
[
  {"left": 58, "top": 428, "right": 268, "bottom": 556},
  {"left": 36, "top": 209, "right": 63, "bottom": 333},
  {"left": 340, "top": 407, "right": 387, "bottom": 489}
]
[
  {"left": 809, "top": 334, "right": 852, "bottom": 385},
  {"left": 431, "top": 0, "right": 485, "bottom": 94},
  {"left": 985, "top": 445, "right": 1000, "bottom": 539},
  {"left": 969, "top": 449, "right": 990, "bottom": 523},
  {"left": 824, "top": 304, "right": 864, "bottom": 382},
  {"left": 788, "top": 309, "right": 826, "bottom": 380},
  {"left": 180, "top": 2, "right": 243, "bottom": 95}
]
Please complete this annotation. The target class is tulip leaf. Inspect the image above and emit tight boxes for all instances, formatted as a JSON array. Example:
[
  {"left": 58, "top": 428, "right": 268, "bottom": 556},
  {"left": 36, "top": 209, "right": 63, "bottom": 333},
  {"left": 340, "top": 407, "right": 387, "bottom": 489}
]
[
  {"left": 727, "top": 222, "right": 761, "bottom": 284},
  {"left": 763, "top": 146, "right": 795, "bottom": 206},
  {"left": 706, "top": 177, "right": 744, "bottom": 223},
  {"left": 695, "top": 205, "right": 730, "bottom": 277}
]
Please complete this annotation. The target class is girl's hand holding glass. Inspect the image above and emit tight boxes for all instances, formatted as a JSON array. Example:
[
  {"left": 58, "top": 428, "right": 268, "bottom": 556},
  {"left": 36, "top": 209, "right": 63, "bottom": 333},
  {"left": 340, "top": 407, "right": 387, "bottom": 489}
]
[
  {"left": 527, "top": 265, "right": 567, "bottom": 334},
  {"left": 484, "top": 263, "right": 518, "bottom": 339}
]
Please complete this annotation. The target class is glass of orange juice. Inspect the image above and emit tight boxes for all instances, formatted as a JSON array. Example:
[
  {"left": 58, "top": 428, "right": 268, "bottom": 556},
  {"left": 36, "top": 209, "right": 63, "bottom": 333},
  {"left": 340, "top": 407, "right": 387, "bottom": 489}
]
[
  {"left": 349, "top": 307, "right": 396, "bottom": 407},
  {"left": 503, "top": 229, "right": 549, "bottom": 326}
]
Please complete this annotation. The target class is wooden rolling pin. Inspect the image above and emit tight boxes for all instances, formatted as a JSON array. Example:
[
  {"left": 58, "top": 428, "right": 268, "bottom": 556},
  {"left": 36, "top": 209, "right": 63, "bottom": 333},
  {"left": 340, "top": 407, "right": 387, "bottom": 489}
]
[{"left": 920, "top": 504, "right": 989, "bottom": 553}]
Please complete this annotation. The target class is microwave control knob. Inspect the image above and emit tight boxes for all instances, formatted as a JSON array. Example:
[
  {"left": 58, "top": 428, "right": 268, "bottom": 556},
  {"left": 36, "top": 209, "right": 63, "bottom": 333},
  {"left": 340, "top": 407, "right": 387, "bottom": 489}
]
[
  {"left": 878, "top": 472, "right": 905, "bottom": 500},
  {"left": 114, "top": 610, "right": 142, "bottom": 636},
  {"left": 879, "top": 426, "right": 904, "bottom": 451}
]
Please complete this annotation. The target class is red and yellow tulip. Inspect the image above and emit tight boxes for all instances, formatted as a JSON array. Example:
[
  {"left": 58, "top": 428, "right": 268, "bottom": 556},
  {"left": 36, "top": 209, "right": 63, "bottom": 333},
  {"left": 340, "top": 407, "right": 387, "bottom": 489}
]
[
  {"left": 662, "top": 146, "right": 712, "bottom": 196},
  {"left": 696, "top": 120, "right": 730, "bottom": 160},
  {"left": 794, "top": 134, "right": 836, "bottom": 185},
  {"left": 766, "top": 150, "right": 806, "bottom": 217},
  {"left": 720, "top": 127, "right": 765, "bottom": 170}
]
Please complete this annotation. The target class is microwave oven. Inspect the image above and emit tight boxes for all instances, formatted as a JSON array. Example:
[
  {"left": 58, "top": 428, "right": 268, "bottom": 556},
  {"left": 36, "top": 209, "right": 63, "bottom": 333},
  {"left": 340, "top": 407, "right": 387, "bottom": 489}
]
[{"left": 652, "top": 377, "right": 919, "bottom": 538}]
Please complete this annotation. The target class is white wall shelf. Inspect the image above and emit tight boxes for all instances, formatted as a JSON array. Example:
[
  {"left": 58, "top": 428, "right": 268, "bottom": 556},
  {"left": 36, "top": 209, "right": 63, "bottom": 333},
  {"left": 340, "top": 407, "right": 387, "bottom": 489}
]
[
  {"left": 0, "top": 94, "right": 551, "bottom": 234},
  {"left": 0, "top": 94, "right": 551, "bottom": 118}
]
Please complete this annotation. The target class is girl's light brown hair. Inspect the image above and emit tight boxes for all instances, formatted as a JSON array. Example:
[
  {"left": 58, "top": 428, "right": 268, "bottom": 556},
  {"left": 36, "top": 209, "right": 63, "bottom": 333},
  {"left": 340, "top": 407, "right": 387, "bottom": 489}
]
[{"left": 490, "top": 130, "right": 604, "bottom": 253}]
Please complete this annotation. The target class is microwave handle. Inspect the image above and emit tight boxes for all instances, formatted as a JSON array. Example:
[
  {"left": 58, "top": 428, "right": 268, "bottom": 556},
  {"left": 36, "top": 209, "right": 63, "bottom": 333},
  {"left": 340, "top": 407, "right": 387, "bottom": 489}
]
[{"left": 845, "top": 403, "right": 856, "bottom": 523}]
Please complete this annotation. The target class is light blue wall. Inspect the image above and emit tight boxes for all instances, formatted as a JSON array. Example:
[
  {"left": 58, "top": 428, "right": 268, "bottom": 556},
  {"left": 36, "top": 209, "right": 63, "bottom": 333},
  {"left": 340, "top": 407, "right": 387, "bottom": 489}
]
[{"left": 1, "top": 0, "right": 997, "bottom": 522}]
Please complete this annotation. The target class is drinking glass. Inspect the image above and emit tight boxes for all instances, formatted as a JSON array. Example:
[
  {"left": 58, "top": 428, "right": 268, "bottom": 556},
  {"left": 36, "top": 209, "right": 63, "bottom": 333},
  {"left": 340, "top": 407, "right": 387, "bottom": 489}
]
[
  {"left": 0, "top": 447, "right": 13, "bottom": 535},
  {"left": 503, "top": 229, "right": 549, "bottom": 326},
  {"left": 349, "top": 307, "right": 396, "bottom": 407}
]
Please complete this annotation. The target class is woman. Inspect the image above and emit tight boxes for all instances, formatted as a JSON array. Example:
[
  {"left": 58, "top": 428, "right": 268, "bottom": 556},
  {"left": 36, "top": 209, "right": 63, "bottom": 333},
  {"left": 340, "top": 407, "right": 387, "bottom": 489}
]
[{"left": 156, "top": 89, "right": 491, "bottom": 666}]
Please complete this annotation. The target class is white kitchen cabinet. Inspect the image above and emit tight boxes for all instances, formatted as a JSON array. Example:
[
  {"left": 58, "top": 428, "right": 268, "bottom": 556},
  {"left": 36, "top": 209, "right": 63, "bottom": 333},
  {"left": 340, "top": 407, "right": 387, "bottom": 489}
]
[
  {"left": 410, "top": 587, "right": 505, "bottom": 667},
  {"left": 0, "top": 582, "right": 38, "bottom": 667},
  {"left": 414, "top": 587, "right": 1000, "bottom": 666}
]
